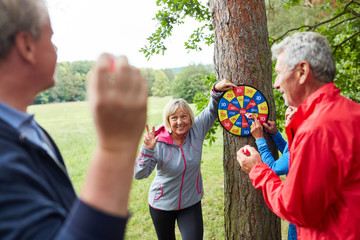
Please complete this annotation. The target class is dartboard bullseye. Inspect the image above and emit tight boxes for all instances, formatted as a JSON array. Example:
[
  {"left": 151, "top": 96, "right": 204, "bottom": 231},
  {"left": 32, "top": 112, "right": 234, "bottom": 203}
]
[{"left": 218, "top": 85, "right": 269, "bottom": 136}]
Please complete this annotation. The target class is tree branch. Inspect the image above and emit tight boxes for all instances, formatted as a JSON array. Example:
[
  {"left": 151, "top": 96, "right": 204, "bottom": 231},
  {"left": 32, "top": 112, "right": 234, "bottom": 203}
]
[
  {"left": 272, "top": 0, "right": 359, "bottom": 44},
  {"left": 333, "top": 31, "right": 360, "bottom": 53}
]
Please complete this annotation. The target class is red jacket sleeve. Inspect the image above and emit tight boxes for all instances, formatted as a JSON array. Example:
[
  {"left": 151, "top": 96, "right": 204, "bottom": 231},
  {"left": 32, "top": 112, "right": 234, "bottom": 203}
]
[{"left": 249, "top": 129, "right": 340, "bottom": 227}]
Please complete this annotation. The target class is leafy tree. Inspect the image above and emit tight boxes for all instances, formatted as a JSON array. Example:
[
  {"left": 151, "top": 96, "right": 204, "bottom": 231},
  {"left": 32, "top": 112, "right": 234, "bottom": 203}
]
[
  {"left": 142, "top": 0, "right": 360, "bottom": 237},
  {"left": 143, "top": 0, "right": 281, "bottom": 238},
  {"left": 32, "top": 92, "right": 49, "bottom": 104},
  {"left": 141, "top": 0, "right": 360, "bottom": 237},
  {"left": 33, "top": 61, "right": 89, "bottom": 104},
  {"left": 69, "top": 60, "right": 94, "bottom": 75},
  {"left": 140, "top": 0, "right": 213, "bottom": 59},
  {"left": 210, "top": 0, "right": 280, "bottom": 238},
  {"left": 142, "top": 0, "right": 360, "bottom": 128},
  {"left": 141, "top": 68, "right": 156, "bottom": 96},
  {"left": 152, "top": 70, "right": 171, "bottom": 97},
  {"left": 162, "top": 68, "right": 175, "bottom": 82},
  {"left": 171, "top": 64, "right": 213, "bottom": 102},
  {"left": 268, "top": 0, "right": 360, "bottom": 124},
  {"left": 193, "top": 74, "right": 220, "bottom": 146}
]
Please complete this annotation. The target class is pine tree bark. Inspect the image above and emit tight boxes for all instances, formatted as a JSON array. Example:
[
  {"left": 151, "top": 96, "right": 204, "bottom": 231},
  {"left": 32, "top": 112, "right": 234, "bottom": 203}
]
[{"left": 209, "top": 0, "right": 281, "bottom": 239}]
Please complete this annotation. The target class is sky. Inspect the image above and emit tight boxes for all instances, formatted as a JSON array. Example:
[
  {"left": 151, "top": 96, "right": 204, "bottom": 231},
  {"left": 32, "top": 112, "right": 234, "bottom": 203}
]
[{"left": 46, "top": 0, "right": 214, "bottom": 69}]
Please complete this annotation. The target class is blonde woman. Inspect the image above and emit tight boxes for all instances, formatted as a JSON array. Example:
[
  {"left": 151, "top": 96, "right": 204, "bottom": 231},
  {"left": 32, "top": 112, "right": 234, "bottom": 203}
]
[{"left": 135, "top": 79, "right": 236, "bottom": 240}]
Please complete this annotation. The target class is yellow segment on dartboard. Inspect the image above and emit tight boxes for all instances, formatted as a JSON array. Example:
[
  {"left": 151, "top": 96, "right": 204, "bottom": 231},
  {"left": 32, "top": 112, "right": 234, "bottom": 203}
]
[
  {"left": 223, "top": 90, "right": 236, "bottom": 102},
  {"left": 218, "top": 109, "right": 228, "bottom": 122},
  {"left": 230, "top": 125, "right": 241, "bottom": 135},
  {"left": 250, "top": 113, "right": 259, "bottom": 119},
  {"left": 258, "top": 101, "right": 269, "bottom": 114},
  {"left": 244, "top": 86, "right": 256, "bottom": 98},
  {"left": 237, "top": 96, "right": 244, "bottom": 108},
  {"left": 229, "top": 114, "right": 240, "bottom": 124}
]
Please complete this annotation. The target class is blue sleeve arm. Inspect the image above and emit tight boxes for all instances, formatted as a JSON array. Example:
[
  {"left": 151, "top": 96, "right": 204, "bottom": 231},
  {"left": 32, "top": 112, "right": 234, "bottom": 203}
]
[
  {"left": 271, "top": 131, "right": 287, "bottom": 153},
  {"left": 0, "top": 152, "right": 128, "bottom": 240},
  {"left": 56, "top": 199, "right": 128, "bottom": 240},
  {"left": 256, "top": 138, "right": 289, "bottom": 176}
]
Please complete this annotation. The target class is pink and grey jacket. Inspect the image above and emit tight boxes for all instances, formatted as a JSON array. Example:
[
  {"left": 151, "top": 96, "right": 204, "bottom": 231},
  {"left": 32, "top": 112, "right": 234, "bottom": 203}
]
[{"left": 134, "top": 85, "right": 222, "bottom": 211}]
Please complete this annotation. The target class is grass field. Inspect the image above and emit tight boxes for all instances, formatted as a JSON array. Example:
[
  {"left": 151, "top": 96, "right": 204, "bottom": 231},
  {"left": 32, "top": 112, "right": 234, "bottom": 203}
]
[{"left": 28, "top": 98, "right": 288, "bottom": 240}]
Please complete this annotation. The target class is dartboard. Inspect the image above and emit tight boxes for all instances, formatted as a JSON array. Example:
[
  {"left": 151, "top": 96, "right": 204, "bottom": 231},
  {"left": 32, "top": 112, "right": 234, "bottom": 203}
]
[{"left": 218, "top": 85, "right": 269, "bottom": 136}]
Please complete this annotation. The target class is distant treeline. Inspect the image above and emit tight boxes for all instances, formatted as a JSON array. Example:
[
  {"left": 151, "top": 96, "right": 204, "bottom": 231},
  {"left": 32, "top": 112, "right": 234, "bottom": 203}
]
[{"left": 33, "top": 61, "right": 214, "bottom": 105}]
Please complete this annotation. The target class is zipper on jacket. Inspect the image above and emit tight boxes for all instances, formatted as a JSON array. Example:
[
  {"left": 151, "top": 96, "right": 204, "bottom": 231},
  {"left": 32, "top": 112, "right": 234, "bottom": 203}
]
[{"left": 178, "top": 146, "right": 187, "bottom": 210}]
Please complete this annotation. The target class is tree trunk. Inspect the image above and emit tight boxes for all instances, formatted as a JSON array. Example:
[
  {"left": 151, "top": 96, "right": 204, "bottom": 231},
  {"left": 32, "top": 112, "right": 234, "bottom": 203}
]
[{"left": 209, "top": 0, "right": 281, "bottom": 239}]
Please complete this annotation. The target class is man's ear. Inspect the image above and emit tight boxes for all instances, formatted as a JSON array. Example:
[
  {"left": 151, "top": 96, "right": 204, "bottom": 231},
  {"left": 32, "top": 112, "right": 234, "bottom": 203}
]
[
  {"left": 297, "top": 61, "right": 311, "bottom": 85},
  {"left": 14, "top": 31, "right": 37, "bottom": 64}
]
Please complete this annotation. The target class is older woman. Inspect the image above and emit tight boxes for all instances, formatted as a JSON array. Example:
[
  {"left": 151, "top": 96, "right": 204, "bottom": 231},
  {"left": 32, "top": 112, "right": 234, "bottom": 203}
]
[{"left": 134, "top": 79, "right": 236, "bottom": 240}]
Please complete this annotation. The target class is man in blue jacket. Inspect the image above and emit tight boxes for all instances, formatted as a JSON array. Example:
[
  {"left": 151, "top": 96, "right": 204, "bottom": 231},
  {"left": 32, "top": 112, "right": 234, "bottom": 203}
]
[{"left": 0, "top": 0, "right": 147, "bottom": 239}]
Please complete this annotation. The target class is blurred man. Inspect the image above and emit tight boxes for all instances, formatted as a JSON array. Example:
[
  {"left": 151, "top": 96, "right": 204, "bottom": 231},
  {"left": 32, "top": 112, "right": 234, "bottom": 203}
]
[
  {"left": 237, "top": 32, "right": 360, "bottom": 239},
  {"left": 0, "top": 0, "right": 147, "bottom": 239}
]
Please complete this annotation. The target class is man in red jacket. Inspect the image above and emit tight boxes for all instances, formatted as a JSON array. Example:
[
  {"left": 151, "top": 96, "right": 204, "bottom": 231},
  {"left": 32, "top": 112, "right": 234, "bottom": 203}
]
[{"left": 237, "top": 32, "right": 360, "bottom": 239}]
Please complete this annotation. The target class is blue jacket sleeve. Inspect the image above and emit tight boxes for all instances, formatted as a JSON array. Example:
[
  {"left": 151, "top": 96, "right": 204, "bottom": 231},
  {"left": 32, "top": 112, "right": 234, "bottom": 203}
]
[
  {"left": 0, "top": 137, "right": 129, "bottom": 240},
  {"left": 256, "top": 138, "right": 289, "bottom": 176},
  {"left": 271, "top": 131, "right": 287, "bottom": 154},
  {"left": 56, "top": 199, "right": 128, "bottom": 240}
]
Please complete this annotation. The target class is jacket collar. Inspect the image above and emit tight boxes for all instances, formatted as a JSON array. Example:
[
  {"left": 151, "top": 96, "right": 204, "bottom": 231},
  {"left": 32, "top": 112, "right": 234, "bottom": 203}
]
[
  {"left": 155, "top": 125, "right": 174, "bottom": 144},
  {"left": 155, "top": 125, "right": 189, "bottom": 145},
  {"left": 285, "top": 82, "right": 339, "bottom": 145}
]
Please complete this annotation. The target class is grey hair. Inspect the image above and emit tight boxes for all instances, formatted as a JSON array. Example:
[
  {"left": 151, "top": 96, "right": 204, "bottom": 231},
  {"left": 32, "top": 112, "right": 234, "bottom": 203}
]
[
  {"left": 163, "top": 98, "right": 195, "bottom": 133},
  {"left": 271, "top": 32, "right": 336, "bottom": 83},
  {"left": 0, "top": 0, "right": 48, "bottom": 59}
]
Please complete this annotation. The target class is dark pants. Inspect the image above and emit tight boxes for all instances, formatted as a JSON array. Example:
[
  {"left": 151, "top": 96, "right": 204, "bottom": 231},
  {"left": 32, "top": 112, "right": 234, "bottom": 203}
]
[{"left": 149, "top": 201, "right": 203, "bottom": 240}]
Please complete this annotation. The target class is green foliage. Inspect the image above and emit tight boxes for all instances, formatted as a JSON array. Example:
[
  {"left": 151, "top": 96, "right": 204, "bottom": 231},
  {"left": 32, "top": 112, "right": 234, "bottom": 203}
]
[
  {"left": 142, "top": 0, "right": 360, "bottom": 137},
  {"left": 141, "top": 68, "right": 156, "bottom": 96},
  {"left": 270, "top": 0, "right": 360, "bottom": 105},
  {"left": 171, "top": 64, "right": 213, "bottom": 103},
  {"left": 140, "top": 0, "right": 213, "bottom": 59},
  {"left": 193, "top": 74, "right": 220, "bottom": 146},
  {"left": 320, "top": 1, "right": 360, "bottom": 103},
  {"left": 68, "top": 60, "right": 93, "bottom": 75},
  {"left": 33, "top": 61, "right": 93, "bottom": 104},
  {"left": 266, "top": 0, "right": 331, "bottom": 39},
  {"left": 161, "top": 68, "right": 175, "bottom": 82},
  {"left": 151, "top": 70, "right": 171, "bottom": 97}
]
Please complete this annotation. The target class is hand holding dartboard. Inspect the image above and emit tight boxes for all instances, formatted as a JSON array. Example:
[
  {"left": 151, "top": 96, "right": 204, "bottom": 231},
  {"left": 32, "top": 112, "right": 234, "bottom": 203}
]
[{"left": 218, "top": 85, "right": 269, "bottom": 136}]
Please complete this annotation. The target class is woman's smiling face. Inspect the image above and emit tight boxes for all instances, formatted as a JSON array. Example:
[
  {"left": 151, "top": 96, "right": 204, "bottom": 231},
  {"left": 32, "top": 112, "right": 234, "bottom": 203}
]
[{"left": 169, "top": 107, "right": 191, "bottom": 137}]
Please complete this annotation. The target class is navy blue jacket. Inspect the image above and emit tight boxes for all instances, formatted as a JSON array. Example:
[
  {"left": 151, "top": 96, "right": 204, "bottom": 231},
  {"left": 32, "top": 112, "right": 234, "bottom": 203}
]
[{"left": 0, "top": 119, "right": 127, "bottom": 239}]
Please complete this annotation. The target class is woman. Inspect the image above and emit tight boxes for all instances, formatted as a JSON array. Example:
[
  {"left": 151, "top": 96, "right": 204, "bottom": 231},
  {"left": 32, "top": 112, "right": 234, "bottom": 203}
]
[{"left": 134, "top": 79, "right": 236, "bottom": 240}]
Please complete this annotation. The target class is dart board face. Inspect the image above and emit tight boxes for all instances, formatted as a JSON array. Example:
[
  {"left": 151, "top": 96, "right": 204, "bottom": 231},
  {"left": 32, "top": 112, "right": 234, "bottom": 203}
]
[{"left": 218, "top": 85, "right": 269, "bottom": 136}]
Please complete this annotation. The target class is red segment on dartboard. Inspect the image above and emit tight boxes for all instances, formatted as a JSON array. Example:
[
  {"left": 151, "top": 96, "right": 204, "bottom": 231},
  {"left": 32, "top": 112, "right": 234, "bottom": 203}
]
[
  {"left": 239, "top": 108, "right": 247, "bottom": 115},
  {"left": 221, "top": 119, "right": 233, "bottom": 132},
  {"left": 245, "top": 99, "right": 257, "bottom": 110},
  {"left": 258, "top": 114, "right": 268, "bottom": 124},
  {"left": 228, "top": 103, "right": 239, "bottom": 111},
  {"left": 234, "top": 86, "right": 245, "bottom": 97},
  {"left": 242, "top": 116, "right": 250, "bottom": 128}
]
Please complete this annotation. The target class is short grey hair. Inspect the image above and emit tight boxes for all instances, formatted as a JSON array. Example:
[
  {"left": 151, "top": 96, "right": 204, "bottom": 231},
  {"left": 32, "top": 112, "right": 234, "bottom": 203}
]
[
  {"left": 0, "top": 0, "right": 48, "bottom": 59},
  {"left": 163, "top": 98, "right": 195, "bottom": 133},
  {"left": 271, "top": 32, "right": 336, "bottom": 83}
]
